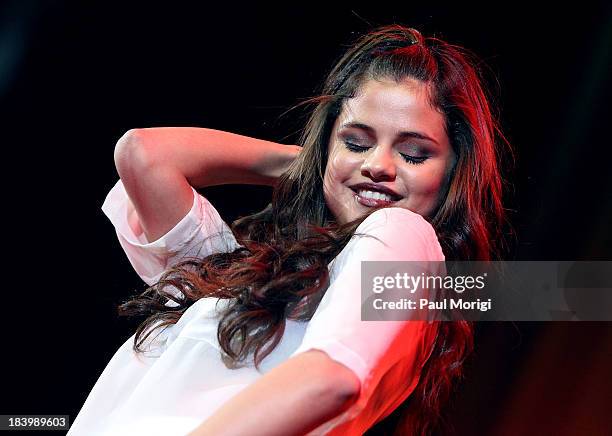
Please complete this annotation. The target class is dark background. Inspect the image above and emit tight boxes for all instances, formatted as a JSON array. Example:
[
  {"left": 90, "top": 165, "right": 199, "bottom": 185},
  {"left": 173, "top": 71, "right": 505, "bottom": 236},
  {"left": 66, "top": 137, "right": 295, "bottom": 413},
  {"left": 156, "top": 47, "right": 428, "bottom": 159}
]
[{"left": 2, "top": 1, "right": 611, "bottom": 435}]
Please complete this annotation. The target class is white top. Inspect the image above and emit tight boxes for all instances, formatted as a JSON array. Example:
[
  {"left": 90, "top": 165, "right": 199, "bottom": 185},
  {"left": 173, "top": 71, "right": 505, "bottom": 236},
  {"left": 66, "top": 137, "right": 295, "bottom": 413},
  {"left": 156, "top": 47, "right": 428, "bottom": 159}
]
[{"left": 68, "top": 179, "right": 445, "bottom": 436}]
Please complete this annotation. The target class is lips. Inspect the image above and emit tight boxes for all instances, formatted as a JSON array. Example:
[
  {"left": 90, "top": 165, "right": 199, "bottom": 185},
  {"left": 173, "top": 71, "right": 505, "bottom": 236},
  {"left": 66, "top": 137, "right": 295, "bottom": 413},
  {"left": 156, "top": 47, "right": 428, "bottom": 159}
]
[{"left": 349, "top": 182, "right": 403, "bottom": 201}]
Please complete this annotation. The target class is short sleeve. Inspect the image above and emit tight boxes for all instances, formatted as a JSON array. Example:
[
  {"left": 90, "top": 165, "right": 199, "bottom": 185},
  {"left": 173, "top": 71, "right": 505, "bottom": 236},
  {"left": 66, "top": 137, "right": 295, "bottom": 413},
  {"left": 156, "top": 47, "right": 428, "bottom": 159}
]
[
  {"left": 289, "top": 207, "right": 445, "bottom": 435},
  {"left": 101, "top": 179, "right": 242, "bottom": 287}
]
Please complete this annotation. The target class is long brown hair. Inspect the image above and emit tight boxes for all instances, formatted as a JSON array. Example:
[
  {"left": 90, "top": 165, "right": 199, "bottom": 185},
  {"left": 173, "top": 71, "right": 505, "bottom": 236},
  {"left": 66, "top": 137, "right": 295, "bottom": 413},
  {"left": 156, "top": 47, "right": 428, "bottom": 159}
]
[{"left": 117, "top": 25, "right": 513, "bottom": 436}]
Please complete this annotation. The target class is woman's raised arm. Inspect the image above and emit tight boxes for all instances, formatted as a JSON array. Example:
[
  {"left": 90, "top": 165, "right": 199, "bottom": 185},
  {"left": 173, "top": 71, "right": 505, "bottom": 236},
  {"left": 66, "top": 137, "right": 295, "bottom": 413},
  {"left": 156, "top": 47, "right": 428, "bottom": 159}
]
[{"left": 113, "top": 127, "right": 300, "bottom": 243}]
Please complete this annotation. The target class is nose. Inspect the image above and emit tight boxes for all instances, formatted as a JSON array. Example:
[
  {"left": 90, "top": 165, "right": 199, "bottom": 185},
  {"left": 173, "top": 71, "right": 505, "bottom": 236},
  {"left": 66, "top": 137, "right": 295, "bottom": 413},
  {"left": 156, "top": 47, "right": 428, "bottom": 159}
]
[{"left": 360, "top": 146, "right": 396, "bottom": 181}]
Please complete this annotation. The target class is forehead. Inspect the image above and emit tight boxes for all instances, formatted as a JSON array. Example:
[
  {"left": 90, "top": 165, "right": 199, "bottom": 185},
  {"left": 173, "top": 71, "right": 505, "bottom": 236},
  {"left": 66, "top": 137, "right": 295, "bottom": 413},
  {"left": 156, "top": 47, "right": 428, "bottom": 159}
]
[{"left": 335, "top": 77, "right": 447, "bottom": 143}]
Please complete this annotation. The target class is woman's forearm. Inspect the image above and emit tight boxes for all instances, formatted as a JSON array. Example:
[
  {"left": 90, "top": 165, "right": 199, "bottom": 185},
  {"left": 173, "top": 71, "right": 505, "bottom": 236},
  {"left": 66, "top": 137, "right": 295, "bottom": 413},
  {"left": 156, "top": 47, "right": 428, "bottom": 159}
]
[
  {"left": 187, "top": 350, "right": 361, "bottom": 436},
  {"left": 113, "top": 127, "right": 300, "bottom": 242},
  {"left": 116, "top": 127, "right": 300, "bottom": 188}
]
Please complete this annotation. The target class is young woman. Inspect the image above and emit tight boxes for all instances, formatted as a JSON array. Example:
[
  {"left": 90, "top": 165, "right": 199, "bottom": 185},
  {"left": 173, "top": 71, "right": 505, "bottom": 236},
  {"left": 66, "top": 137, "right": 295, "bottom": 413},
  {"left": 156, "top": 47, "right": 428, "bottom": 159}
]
[{"left": 68, "top": 25, "right": 511, "bottom": 435}]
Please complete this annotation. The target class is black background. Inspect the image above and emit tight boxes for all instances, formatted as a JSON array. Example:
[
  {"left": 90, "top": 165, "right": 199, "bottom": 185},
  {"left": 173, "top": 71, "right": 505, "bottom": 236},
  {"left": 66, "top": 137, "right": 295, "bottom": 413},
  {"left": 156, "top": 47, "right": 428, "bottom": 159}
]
[{"left": 2, "top": 1, "right": 611, "bottom": 435}]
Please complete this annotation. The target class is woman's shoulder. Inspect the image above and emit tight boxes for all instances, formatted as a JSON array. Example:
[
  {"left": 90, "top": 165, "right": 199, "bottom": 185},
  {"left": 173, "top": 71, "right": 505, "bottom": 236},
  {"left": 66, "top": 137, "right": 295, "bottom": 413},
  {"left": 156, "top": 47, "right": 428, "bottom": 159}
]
[
  {"left": 348, "top": 206, "right": 445, "bottom": 262},
  {"left": 355, "top": 207, "right": 440, "bottom": 249},
  {"left": 357, "top": 206, "right": 433, "bottom": 228}
]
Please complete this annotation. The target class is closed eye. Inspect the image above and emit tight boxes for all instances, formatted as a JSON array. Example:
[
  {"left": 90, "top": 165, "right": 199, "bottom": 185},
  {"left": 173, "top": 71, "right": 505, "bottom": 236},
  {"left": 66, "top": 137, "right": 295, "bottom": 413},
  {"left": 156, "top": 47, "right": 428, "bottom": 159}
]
[
  {"left": 343, "top": 141, "right": 369, "bottom": 153},
  {"left": 343, "top": 140, "right": 428, "bottom": 165}
]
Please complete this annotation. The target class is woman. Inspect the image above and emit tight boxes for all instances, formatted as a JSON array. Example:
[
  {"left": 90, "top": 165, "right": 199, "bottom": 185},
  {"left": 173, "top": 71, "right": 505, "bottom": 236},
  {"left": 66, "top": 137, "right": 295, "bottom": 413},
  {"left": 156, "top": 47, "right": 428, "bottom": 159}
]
[{"left": 69, "top": 25, "right": 511, "bottom": 435}]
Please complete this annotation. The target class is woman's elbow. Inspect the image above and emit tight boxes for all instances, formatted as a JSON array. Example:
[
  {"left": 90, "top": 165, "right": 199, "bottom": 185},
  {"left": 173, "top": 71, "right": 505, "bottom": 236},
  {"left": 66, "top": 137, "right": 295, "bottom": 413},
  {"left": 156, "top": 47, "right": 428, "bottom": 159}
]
[
  {"left": 315, "top": 352, "right": 362, "bottom": 409},
  {"left": 330, "top": 367, "right": 361, "bottom": 410},
  {"left": 114, "top": 128, "right": 157, "bottom": 175}
]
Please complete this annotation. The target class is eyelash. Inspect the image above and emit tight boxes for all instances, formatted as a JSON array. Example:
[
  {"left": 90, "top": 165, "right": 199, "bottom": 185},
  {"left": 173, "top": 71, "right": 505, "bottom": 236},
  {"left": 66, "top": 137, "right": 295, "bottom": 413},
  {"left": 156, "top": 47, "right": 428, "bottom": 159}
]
[{"left": 343, "top": 141, "right": 428, "bottom": 165}]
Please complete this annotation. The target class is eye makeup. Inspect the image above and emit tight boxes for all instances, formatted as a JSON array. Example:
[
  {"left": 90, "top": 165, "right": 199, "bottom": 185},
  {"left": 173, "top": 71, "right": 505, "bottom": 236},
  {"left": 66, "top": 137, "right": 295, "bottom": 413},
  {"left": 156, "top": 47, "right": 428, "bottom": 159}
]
[{"left": 342, "top": 139, "right": 428, "bottom": 165}]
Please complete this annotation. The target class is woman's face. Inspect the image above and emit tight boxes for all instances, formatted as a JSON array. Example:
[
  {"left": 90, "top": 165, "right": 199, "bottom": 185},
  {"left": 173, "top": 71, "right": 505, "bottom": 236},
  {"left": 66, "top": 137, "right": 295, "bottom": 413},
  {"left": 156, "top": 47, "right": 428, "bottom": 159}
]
[{"left": 323, "top": 77, "right": 456, "bottom": 225}]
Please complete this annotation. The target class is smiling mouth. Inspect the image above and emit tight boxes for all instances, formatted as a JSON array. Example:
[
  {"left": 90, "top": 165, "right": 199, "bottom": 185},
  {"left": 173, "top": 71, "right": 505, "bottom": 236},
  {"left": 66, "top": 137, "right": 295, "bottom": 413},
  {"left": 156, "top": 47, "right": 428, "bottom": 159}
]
[{"left": 352, "top": 188, "right": 401, "bottom": 207}]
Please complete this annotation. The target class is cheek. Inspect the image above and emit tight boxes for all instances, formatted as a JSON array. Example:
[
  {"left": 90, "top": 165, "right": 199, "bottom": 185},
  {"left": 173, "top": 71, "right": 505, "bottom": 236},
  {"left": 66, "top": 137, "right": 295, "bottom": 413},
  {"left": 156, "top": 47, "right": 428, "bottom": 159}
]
[{"left": 402, "top": 163, "right": 449, "bottom": 196}]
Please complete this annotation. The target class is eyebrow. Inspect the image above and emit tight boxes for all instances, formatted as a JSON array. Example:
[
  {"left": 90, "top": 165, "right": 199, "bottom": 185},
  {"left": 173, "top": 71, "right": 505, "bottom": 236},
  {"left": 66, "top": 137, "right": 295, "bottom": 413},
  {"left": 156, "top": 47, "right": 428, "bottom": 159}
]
[{"left": 340, "top": 121, "right": 440, "bottom": 146}]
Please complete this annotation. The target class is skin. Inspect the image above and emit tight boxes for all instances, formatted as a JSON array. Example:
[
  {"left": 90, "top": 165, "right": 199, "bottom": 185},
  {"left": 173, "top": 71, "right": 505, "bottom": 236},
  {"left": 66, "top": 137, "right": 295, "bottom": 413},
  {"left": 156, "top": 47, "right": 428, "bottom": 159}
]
[{"left": 324, "top": 76, "right": 457, "bottom": 224}]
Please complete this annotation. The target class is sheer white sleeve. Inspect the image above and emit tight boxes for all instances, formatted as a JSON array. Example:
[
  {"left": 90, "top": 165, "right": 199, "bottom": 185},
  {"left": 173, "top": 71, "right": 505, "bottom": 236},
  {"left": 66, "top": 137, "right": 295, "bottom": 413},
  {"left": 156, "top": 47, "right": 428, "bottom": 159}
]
[{"left": 101, "top": 179, "right": 241, "bottom": 287}]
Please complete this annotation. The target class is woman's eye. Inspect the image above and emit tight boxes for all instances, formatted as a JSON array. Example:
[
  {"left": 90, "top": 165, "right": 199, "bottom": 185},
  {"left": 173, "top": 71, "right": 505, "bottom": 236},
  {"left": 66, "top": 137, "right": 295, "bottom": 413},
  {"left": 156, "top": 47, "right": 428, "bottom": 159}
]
[
  {"left": 343, "top": 141, "right": 370, "bottom": 153},
  {"left": 343, "top": 140, "right": 428, "bottom": 165},
  {"left": 399, "top": 154, "right": 428, "bottom": 165}
]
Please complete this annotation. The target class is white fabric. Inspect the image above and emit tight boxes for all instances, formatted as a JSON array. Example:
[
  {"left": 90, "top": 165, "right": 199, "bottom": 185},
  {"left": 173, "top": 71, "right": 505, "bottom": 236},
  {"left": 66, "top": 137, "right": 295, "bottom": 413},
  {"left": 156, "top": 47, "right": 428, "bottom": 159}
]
[{"left": 68, "top": 179, "right": 444, "bottom": 436}]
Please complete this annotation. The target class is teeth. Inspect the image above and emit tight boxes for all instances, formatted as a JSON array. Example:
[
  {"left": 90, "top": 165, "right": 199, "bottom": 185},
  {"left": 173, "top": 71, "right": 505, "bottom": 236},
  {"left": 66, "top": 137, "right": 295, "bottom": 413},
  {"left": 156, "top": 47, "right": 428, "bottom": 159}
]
[{"left": 358, "top": 189, "right": 394, "bottom": 201}]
